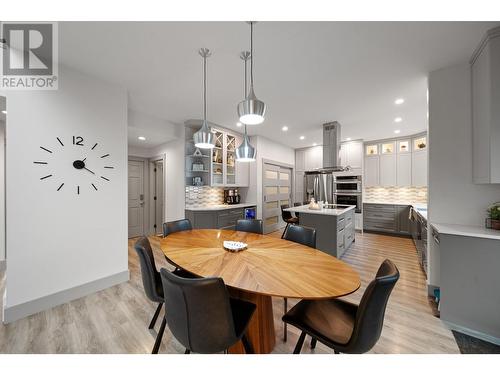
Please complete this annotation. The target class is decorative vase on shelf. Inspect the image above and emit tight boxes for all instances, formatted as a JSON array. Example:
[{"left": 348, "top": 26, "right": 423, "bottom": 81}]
[{"left": 487, "top": 202, "right": 500, "bottom": 230}]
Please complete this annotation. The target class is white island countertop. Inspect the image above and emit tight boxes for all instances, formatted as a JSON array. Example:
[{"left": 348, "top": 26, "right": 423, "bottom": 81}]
[
  {"left": 185, "top": 203, "right": 257, "bottom": 211},
  {"left": 284, "top": 204, "right": 356, "bottom": 216}
]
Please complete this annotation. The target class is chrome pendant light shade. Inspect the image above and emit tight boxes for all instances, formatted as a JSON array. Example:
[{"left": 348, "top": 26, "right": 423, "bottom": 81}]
[
  {"left": 236, "top": 51, "right": 257, "bottom": 162},
  {"left": 236, "top": 133, "right": 256, "bottom": 162},
  {"left": 237, "top": 21, "right": 266, "bottom": 125},
  {"left": 193, "top": 48, "right": 215, "bottom": 149}
]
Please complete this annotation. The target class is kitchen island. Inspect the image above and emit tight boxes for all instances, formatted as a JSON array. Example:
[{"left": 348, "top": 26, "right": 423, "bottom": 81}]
[{"left": 284, "top": 205, "right": 356, "bottom": 258}]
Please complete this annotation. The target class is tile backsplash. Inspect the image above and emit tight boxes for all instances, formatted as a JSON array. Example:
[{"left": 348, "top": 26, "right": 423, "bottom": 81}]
[
  {"left": 364, "top": 186, "right": 427, "bottom": 203},
  {"left": 185, "top": 186, "right": 224, "bottom": 207}
]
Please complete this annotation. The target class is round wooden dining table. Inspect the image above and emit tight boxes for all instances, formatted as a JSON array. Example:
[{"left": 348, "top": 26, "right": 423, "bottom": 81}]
[{"left": 160, "top": 229, "right": 360, "bottom": 354}]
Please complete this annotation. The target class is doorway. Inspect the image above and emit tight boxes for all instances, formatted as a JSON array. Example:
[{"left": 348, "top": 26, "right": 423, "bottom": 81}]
[
  {"left": 149, "top": 158, "right": 164, "bottom": 235},
  {"left": 262, "top": 161, "right": 293, "bottom": 234},
  {"left": 128, "top": 159, "right": 146, "bottom": 238}
]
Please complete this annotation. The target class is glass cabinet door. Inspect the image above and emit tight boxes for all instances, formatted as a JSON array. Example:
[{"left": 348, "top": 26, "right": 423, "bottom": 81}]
[
  {"left": 226, "top": 133, "right": 236, "bottom": 185},
  {"left": 211, "top": 130, "right": 224, "bottom": 185}
]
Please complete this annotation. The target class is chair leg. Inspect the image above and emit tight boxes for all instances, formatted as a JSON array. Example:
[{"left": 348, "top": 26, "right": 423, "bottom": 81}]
[
  {"left": 148, "top": 302, "right": 163, "bottom": 330},
  {"left": 152, "top": 315, "right": 166, "bottom": 354},
  {"left": 184, "top": 349, "right": 191, "bottom": 354},
  {"left": 293, "top": 332, "right": 306, "bottom": 354},
  {"left": 283, "top": 298, "right": 288, "bottom": 342},
  {"left": 281, "top": 223, "right": 289, "bottom": 239},
  {"left": 334, "top": 349, "right": 340, "bottom": 354},
  {"left": 241, "top": 333, "right": 254, "bottom": 354},
  {"left": 310, "top": 338, "right": 317, "bottom": 349}
]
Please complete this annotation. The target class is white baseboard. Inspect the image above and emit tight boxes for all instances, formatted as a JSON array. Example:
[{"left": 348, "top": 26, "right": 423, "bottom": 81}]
[
  {"left": 2, "top": 269, "right": 129, "bottom": 323},
  {"left": 444, "top": 320, "right": 500, "bottom": 346}
]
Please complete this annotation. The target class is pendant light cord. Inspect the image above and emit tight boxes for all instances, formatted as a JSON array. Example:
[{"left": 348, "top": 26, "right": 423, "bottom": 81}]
[
  {"left": 250, "top": 22, "right": 254, "bottom": 89},
  {"left": 203, "top": 53, "right": 207, "bottom": 122},
  {"left": 243, "top": 54, "right": 249, "bottom": 137}
]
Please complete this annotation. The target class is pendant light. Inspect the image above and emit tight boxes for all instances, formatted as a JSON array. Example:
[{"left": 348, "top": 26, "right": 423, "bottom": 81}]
[
  {"left": 193, "top": 48, "right": 215, "bottom": 149},
  {"left": 236, "top": 51, "right": 257, "bottom": 162},
  {"left": 237, "top": 21, "right": 266, "bottom": 125}
]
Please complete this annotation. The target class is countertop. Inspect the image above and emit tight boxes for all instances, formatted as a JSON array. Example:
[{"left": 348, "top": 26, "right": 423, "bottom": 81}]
[
  {"left": 185, "top": 203, "right": 257, "bottom": 211},
  {"left": 431, "top": 223, "right": 500, "bottom": 241},
  {"left": 284, "top": 204, "right": 356, "bottom": 216}
]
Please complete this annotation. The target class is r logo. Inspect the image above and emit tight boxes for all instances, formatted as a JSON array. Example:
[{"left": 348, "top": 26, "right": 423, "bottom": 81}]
[{"left": 3, "top": 23, "right": 53, "bottom": 76}]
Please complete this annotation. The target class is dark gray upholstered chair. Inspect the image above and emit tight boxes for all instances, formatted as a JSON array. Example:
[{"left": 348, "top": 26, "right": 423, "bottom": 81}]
[
  {"left": 162, "top": 219, "right": 192, "bottom": 237},
  {"left": 235, "top": 219, "right": 263, "bottom": 234},
  {"left": 283, "top": 259, "right": 399, "bottom": 354},
  {"left": 159, "top": 268, "right": 256, "bottom": 354},
  {"left": 281, "top": 224, "right": 317, "bottom": 342},
  {"left": 281, "top": 204, "right": 299, "bottom": 238}
]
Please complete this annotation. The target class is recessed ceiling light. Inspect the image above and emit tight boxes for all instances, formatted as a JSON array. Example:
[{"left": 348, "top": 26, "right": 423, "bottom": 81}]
[
  {"left": 346, "top": 137, "right": 351, "bottom": 141},
  {"left": 138, "top": 136, "right": 146, "bottom": 141},
  {"left": 299, "top": 136, "right": 305, "bottom": 140},
  {"left": 394, "top": 129, "right": 401, "bottom": 134},
  {"left": 281, "top": 126, "right": 288, "bottom": 131},
  {"left": 394, "top": 98, "right": 405, "bottom": 105},
  {"left": 1, "top": 110, "right": 6, "bottom": 114},
  {"left": 394, "top": 117, "right": 403, "bottom": 123},
  {"left": 236, "top": 122, "right": 242, "bottom": 127},
  {"left": 312, "top": 143, "right": 317, "bottom": 146}
]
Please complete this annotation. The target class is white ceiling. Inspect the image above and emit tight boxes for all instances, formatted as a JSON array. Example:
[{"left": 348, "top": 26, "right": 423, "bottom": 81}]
[{"left": 58, "top": 21, "right": 499, "bottom": 149}]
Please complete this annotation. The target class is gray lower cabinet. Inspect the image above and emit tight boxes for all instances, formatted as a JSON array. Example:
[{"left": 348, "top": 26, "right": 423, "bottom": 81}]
[
  {"left": 186, "top": 208, "right": 247, "bottom": 230},
  {"left": 363, "top": 203, "right": 411, "bottom": 236}
]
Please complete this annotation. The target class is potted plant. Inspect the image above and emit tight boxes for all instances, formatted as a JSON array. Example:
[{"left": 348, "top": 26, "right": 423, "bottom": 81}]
[{"left": 487, "top": 202, "right": 500, "bottom": 230}]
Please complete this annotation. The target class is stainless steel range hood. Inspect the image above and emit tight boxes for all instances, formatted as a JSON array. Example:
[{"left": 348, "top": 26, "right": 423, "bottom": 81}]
[{"left": 321, "top": 121, "right": 344, "bottom": 171}]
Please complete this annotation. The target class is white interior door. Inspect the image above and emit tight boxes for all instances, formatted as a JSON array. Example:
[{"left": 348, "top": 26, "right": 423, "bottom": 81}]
[
  {"left": 154, "top": 160, "right": 164, "bottom": 235},
  {"left": 262, "top": 163, "right": 292, "bottom": 234},
  {"left": 128, "top": 160, "right": 145, "bottom": 238}
]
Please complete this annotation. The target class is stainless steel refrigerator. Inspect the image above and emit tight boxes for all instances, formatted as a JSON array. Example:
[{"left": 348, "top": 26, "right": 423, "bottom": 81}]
[{"left": 304, "top": 170, "right": 334, "bottom": 204}]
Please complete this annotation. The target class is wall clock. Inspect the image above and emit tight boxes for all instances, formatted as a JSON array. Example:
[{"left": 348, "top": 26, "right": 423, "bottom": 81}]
[{"left": 34, "top": 136, "right": 114, "bottom": 194}]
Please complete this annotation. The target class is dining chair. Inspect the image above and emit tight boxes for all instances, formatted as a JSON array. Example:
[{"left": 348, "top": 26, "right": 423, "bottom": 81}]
[
  {"left": 162, "top": 218, "right": 192, "bottom": 237},
  {"left": 134, "top": 236, "right": 192, "bottom": 354},
  {"left": 159, "top": 268, "right": 256, "bottom": 354},
  {"left": 235, "top": 219, "right": 263, "bottom": 234},
  {"left": 281, "top": 224, "right": 317, "bottom": 342},
  {"left": 283, "top": 259, "right": 399, "bottom": 354},
  {"left": 281, "top": 204, "right": 299, "bottom": 238},
  {"left": 293, "top": 202, "right": 302, "bottom": 219}
]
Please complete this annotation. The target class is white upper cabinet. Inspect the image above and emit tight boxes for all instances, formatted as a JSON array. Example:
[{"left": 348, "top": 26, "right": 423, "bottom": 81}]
[
  {"left": 364, "top": 155, "right": 380, "bottom": 187},
  {"left": 340, "top": 140, "right": 363, "bottom": 170},
  {"left": 295, "top": 149, "right": 306, "bottom": 171},
  {"left": 363, "top": 133, "right": 427, "bottom": 188},
  {"left": 471, "top": 26, "right": 500, "bottom": 184},
  {"left": 304, "top": 146, "right": 323, "bottom": 171}
]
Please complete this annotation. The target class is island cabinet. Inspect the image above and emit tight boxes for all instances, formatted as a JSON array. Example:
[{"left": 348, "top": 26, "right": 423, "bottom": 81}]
[{"left": 363, "top": 203, "right": 411, "bottom": 236}]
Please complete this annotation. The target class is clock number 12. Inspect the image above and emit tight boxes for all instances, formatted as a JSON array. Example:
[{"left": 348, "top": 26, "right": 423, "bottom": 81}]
[{"left": 73, "top": 136, "right": 84, "bottom": 146}]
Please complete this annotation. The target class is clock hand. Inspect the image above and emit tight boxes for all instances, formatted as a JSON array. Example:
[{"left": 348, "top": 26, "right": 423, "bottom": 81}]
[
  {"left": 82, "top": 157, "right": 87, "bottom": 162},
  {"left": 84, "top": 166, "right": 95, "bottom": 174}
]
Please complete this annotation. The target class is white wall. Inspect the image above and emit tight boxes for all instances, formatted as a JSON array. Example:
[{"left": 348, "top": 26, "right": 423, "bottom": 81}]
[
  {"left": 0, "top": 120, "right": 4, "bottom": 266},
  {"left": 1, "top": 66, "right": 128, "bottom": 321},
  {"left": 247, "top": 136, "right": 296, "bottom": 221},
  {"left": 428, "top": 62, "right": 500, "bottom": 288}
]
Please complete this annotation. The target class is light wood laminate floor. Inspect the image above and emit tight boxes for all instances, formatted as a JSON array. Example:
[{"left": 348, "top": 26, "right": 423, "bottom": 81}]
[{"left": 0, "top": 231, "right": 459, "bottom": 354}]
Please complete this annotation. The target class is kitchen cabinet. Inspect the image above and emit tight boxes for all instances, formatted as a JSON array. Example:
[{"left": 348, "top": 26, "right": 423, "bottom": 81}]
[
  {"left": 340, "top": 140, "right": 363, "bottom": 170},
  {"left": 379, "top": 153, "right": 397, "bottom": 187},
  {"left": 186, "top": 206, "right": 256, "bottom": 230},
  {"left": 295, "top": 149, "right": 306, "bottom": 171},
  {"left": 364, "top": 156, "right": 379, "bottom": 187},
  {"left": 397, "top": 152, "right": 412, "bottom": 186},
  {"left": 304, "top": 146, "right": 323, "bottom": 171},
  {"left": 411, "top": 149, "right": 427, "bottom": 187},
  {"left": 363, "top": 203, "right": 412, "bottom": 236},
  {"left": 363, "top": 133, "right": 427, "bottom": 188},
  {"left": 294, "top": 171, "right": 304, "bottom": 204},
  {"left": 471, "top": 26, "right": 500, "bottom": 184}
]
